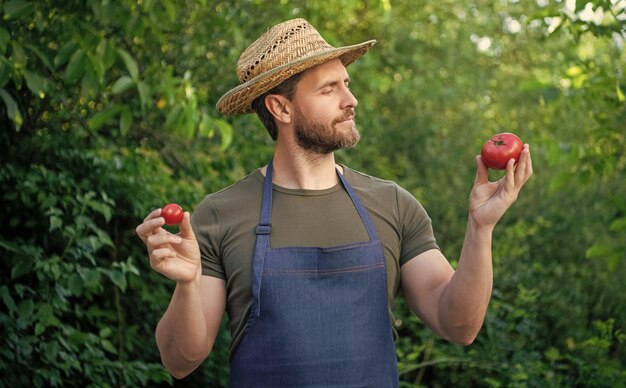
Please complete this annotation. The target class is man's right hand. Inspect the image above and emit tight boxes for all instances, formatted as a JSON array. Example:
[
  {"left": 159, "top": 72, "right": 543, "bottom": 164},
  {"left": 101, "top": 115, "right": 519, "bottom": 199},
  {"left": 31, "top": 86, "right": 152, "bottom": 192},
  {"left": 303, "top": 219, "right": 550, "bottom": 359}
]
[{"left": 135, "top": 208, "right": 201, "bottom": 283}]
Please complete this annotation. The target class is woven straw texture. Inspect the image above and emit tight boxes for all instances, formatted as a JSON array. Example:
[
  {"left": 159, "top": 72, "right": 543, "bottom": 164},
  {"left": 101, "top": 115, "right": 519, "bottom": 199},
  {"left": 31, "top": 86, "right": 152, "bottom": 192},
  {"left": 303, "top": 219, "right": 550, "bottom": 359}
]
[{"left": 217, "top": 18, "right": 376, "bottom": 115}]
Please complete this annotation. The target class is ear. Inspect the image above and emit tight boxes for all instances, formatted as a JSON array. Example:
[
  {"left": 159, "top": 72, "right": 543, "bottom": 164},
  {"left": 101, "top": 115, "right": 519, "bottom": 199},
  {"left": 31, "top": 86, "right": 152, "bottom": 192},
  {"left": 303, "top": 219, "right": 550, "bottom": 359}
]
[{"left": 265, "top": 94, "right": 292, "bottom": 124}]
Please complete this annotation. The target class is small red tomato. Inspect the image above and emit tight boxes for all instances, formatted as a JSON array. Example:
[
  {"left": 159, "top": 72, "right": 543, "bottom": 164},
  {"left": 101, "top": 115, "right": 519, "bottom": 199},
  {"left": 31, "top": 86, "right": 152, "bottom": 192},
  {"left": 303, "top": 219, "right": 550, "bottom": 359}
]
[
  {"left": 480, "top": 133, "right": 523, "bottom": 170},
  {"left": 162, "top": 203, "right": 184, "bottom": 225}
]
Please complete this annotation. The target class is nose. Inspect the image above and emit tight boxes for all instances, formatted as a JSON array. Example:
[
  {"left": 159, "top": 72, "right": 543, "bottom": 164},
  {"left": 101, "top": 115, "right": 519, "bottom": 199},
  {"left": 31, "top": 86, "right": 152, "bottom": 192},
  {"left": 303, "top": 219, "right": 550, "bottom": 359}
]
[{"left": 342, "top": 86, "right": 358, "bottom": 109}]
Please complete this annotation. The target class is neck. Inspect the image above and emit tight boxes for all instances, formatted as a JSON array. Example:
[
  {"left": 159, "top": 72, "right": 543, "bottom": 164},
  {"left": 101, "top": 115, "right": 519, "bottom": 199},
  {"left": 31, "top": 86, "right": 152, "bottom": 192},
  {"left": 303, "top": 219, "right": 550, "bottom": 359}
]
[{"left": 264, "top": 145, "right": 342, "bottom": 190}]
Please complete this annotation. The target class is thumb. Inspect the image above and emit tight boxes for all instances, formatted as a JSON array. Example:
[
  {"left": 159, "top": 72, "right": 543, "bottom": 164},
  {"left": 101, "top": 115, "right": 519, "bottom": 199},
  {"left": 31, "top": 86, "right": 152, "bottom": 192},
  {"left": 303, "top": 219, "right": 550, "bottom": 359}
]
[
  {"left": 474, "top": 155, "right": 489, "bottom": 185},
  {"left": 178, "top": 212, "right": 196, "bottom": 239}
]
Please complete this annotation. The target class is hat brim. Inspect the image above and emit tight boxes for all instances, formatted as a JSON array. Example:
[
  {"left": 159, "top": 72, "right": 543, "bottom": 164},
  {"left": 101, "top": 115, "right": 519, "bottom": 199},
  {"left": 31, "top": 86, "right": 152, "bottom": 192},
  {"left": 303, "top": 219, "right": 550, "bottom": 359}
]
[{"left": 216, "top": 40, "right": 376, "bottom": 115}]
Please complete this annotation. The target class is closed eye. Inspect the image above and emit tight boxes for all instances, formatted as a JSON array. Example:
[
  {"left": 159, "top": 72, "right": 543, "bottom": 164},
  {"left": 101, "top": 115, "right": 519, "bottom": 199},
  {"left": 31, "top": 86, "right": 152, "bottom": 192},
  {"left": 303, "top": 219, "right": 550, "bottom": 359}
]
[{"left": 318, "top": 77, "right": 351, "bottom": 95}]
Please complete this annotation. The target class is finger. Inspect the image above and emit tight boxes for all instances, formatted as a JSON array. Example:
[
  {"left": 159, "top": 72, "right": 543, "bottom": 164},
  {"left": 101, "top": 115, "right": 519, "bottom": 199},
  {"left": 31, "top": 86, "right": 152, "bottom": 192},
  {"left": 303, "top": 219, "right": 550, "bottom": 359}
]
[
  {"left": 524, "top": 145, "right": 533, "bottom": 180},
  {"left": 136, "top": 213, "right": 166, "bottom": 242},
  {"left": 500, "top": 157, "right": 516, "bottom": 190},
  {"left": 515, "top": 145, "right": 532, "bottom": 185},
  {"left": 474, "top": 155, "right": 489, "bottom": 185},
  {"left": 178, "top": 212, "right": 196, "bottom": 240},
  {"left": 151, "top": 246, "right": 178, "bottom": 260},
  {"left": 146, "top": 233, "right": 183, "bottom": 248},
  {"left": 143, "top": 208, "right": 162, "bottom": 223},
  {"left": 150, "top": 247, "right": 177, "bottom": 269}
]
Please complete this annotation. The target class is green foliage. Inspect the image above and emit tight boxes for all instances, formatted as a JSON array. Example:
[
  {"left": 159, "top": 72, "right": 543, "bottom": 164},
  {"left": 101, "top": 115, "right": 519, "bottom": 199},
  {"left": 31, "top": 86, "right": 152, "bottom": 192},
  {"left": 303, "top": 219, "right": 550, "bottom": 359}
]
[{"left": 1, "top": 0, "right": 625, "bottom": 386}]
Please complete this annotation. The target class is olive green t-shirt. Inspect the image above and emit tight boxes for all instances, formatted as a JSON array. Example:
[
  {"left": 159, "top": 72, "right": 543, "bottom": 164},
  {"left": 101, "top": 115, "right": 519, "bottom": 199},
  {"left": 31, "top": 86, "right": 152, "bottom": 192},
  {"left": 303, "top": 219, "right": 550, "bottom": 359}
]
[{"left": 191, "top": 166, "right": 439, "bottom": 355}]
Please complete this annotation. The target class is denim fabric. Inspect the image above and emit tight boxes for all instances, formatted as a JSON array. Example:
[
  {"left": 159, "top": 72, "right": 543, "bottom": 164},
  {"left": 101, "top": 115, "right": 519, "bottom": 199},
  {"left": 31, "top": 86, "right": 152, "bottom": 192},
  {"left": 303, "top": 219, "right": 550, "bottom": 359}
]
[{"left": 230, "top": 160, "right": 398, "bottom": 387}]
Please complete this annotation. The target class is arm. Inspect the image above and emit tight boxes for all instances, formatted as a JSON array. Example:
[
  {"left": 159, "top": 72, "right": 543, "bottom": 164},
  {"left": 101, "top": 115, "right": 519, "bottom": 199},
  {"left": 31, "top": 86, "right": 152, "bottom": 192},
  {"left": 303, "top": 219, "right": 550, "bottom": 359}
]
[
  {"left": 136, "top": 210, "right": 226, "bottom": 378},
  {"left": 401, "top": 145, "right": 533, "bottom": 345},
  {"left": 155, "top": 275, "right": 225, "bottom": 378}
]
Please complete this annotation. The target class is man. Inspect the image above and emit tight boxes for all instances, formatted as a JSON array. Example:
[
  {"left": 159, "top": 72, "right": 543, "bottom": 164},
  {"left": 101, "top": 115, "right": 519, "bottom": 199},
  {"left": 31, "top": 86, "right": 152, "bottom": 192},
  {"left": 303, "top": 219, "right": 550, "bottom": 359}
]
[{"left": 135, "top": 18, "right": 533, "bottom": 387}]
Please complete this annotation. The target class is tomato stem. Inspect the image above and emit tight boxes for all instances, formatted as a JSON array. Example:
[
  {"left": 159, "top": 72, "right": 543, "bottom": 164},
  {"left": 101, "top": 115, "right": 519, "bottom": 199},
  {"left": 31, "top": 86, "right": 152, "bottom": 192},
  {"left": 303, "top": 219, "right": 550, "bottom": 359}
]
[{"left": 491, "top": 137, "right": 506, "bottom": 147}]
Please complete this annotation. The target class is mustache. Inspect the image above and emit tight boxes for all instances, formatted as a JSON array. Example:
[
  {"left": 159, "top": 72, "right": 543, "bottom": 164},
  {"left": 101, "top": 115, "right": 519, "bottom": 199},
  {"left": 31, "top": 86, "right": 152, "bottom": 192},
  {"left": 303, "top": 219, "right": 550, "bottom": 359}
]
[{"left": 334, "top": 109, "right": 356, "bottom": 124}]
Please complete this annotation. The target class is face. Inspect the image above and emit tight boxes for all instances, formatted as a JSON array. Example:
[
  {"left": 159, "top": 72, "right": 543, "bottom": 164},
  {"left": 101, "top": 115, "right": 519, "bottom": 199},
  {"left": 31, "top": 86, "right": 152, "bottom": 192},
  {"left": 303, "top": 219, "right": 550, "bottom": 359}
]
[{"left": 290, "top": 59, "right": 360, "bottom": 154}]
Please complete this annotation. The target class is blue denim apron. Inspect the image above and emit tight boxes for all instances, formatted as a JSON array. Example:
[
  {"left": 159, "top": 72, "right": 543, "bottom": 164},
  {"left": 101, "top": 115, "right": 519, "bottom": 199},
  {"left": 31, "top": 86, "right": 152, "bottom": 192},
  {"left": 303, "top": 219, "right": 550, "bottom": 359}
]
[{"left": 230, "top": 160, "right": 399, "bottom": 387}]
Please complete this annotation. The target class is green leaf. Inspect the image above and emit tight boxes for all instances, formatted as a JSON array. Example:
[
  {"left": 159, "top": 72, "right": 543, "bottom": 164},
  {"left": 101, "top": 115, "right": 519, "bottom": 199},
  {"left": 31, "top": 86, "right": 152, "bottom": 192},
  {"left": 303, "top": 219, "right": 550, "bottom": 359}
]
[
  {"left": 116, "top": 48, "right": 139, "bottom": 81},
  {"left": 17, "top": 299, "right": 35, "bottom": 322},
  {"left": 81, "top": 268, "right": 102, "bottom": 286},
  {"left": 617, "top": 83, "right": 625, "bottom": 103},
  {"left": 586, "top": 244, "right": 618, "bottom": 259},
  {"left": 0, "top": 27, "right": 9, "bottom": 54},
  {"left": 105, "top": 269, "right": 127, "bottom": 292},
  {"left": 37, "top": 303, "right": 61, "bottom": 328},
  {"left": 0, "top": 88, "right": 23, "bottom": 130},
  {"left": 24, "top": 70, "right": 47, "bottom": 98},
  {"left": 161, "top": 0, "right": 177, "bottom": 22},
  {"left": 96, "top": 39, "right": 116, "bottom": 70},
  {"left": 87, "top": 105, "right": 121, "bottom": 130},
  {"left": 80, "top": 69, "right": 100, "bottom": 99},
  {"left": 137, "top": 80, "right": 150, "bottom": 109},
  {"left": 111, "top": 75, "right": 134, "bottom": 94},
  {"left": 49, "top": 214, "right": 62, "bottom": 232},
  {"left": 610, "top": 217, "right": 626, "bottom": 232},
  {"left": 181, "top": 103, "right": 196, "bottom": 138},
  {"left": 67, "top": 273, "right": 84, "bottom": 295},
  {"left": 124, "top": 257, "right": 140, "bottom": 276},
  {"left": 43, "top": 342, "right": 59, "bottom": 363},
  {"left": 0, "top": 285, "right": 17, "bottom": 313},
  {"left": 10, "top": 41, "right": 26, "bottom": 69},
  {"left": 3, "top": 0, "right": 34, "bottom": 20},
  {"left": 54, "top": 41, "right": 78, "bottom": 68},
  {"left": 0, "top": 57, "right": 12, "bottom": 88},
  {"left": 87, "top": 52, "right": 105, "bottom": 84},
  {"left": 119, "top": 106, "right": 132, "bottom": 135},
  {"left": 34, "top": 322, "right": 46, "bottom": 336},
  {"left": 215, "top": 118, "right": 233, "bottom": 151},
  {"left": 63, "top": 48, "right": 86, "bottom": 84},
  {"left": 198, "top": 114, "right": 211, "bottom": 137},
  {"left": 99, "top": 327, "right": 113, "bottom": 338},
  {"left": 165, "top": 104, "right": 182, "bottom": 128},
  {"left": 10, "top": 256, "right": 33, "bottom": 279},
  {"left": 101, "top": 339, "right": 117, "bottom": 354},
  {"left": 24, "top": 43, "right": 54, "bottom": 71}
]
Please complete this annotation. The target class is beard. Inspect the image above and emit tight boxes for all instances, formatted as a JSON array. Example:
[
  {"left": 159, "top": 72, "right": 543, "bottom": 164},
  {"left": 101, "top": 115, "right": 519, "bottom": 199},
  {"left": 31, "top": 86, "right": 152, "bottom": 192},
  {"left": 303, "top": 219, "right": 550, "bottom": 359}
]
[{"left": 293, "top": 107, "right": 361, "bottom": 155}]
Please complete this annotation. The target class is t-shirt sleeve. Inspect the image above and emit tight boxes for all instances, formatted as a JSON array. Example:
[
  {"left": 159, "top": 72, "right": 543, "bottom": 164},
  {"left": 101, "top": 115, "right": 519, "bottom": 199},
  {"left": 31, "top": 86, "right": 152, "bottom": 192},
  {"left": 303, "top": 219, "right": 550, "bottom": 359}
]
[
  {"left": 395, "top": 185, "right": 440, "bottom": 266},
  {"left": 191, "top": 197, "right": 227, "bottom": 279}
]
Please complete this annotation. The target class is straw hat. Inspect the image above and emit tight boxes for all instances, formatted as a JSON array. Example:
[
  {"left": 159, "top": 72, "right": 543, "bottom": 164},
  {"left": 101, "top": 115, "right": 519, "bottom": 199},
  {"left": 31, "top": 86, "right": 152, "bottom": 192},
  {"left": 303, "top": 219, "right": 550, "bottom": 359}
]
[{"left": 216, "top": 18, "right": 376, "bottom": 115}]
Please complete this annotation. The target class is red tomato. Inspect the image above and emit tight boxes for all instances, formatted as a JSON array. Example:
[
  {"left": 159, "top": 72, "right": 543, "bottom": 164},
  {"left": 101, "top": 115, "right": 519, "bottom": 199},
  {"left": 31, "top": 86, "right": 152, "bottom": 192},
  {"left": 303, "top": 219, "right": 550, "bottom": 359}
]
[
  {"left": 480, "top": 133, "right": 523, "bottom": 170},
  {"left": 162, "top": 203, "right": 184, "bottom": 225}
]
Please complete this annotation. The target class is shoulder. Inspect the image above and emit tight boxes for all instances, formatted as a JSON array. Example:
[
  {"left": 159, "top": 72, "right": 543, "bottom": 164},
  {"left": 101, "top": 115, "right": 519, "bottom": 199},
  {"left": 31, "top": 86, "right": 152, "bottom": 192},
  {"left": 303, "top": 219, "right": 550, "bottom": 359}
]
[
  {"left": 342, "top": 165, "right": 417, "bottom": 205},
  {"left": 342, "top": 166, "right": 399, "bottom": 193},
  {"left": 194, "top": 170, "right": 263, "bottom": 212},
  {"left": 191, "top": 170, "right": 264, "bottom": 232},
  {"left": 341, "top": 165, "right": 432, "bottom": 230}
]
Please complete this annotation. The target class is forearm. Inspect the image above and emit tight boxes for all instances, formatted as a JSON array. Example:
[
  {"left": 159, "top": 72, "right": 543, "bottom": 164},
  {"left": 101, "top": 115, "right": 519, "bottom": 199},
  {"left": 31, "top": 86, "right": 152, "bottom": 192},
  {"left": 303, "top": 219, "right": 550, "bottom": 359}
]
[
  {"left": 438, "top": 218, "right": 494, "bottom": 344},
  {"left": 156, "top": 279, "right": 210, "bottom": 378}
]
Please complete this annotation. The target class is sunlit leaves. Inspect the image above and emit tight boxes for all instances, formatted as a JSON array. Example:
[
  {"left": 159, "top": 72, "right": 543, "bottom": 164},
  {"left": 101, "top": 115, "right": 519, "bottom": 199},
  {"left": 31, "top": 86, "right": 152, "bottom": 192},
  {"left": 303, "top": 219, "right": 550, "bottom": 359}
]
[
  {"left": 111, "top": 76, "right": 134, "bottom": 95},
  {"left": 1, "top": 1, "right": 624, "bottom": 386},
  {"left": 116, "top": 48, "right": 139, "bottom": 82}
]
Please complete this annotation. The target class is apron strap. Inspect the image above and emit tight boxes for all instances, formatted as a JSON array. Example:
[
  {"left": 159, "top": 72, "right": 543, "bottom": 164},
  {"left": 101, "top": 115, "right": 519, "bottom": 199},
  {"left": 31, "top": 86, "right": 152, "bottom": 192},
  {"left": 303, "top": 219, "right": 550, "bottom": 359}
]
[
  {"left": 251, "top": 160, "right": 380, "bottom": 317},
  {"left": 251, "top": 160, "right": 274, "bottom": 317},
  {"left": 336, "top": 168, "right": 379, "bottom": 242}
]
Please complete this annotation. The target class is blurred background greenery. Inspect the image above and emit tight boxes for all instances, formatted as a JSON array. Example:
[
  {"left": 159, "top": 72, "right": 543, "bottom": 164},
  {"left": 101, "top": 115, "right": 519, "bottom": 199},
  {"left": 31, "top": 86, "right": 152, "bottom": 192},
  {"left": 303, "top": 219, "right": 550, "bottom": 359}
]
[{"left": 1, "top": 0, "right": 624, "bottom": 386}]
